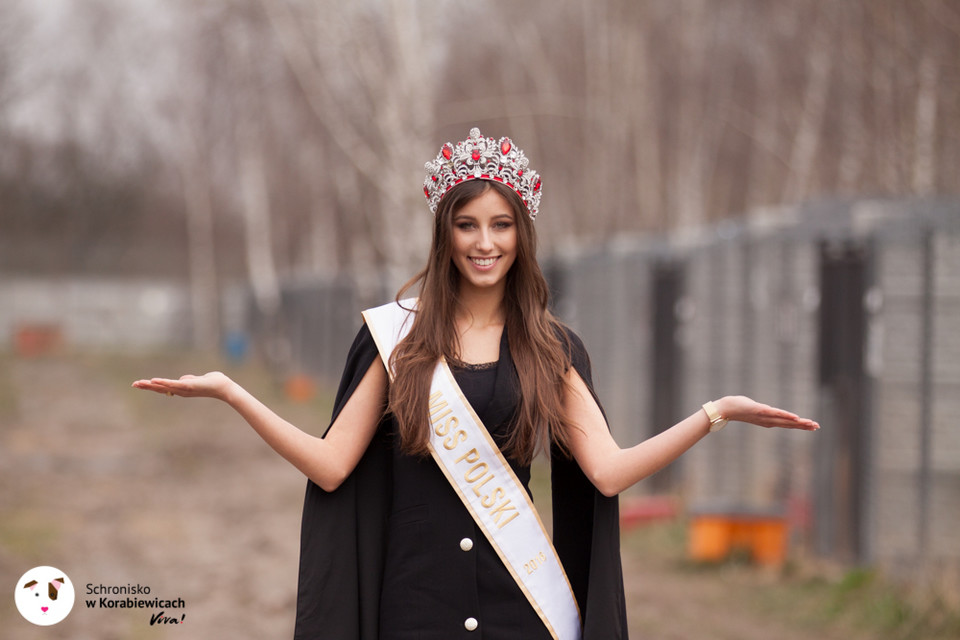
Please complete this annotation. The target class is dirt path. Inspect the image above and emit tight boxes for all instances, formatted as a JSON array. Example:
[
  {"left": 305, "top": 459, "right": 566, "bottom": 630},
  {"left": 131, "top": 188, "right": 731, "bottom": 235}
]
[
  {"left": 1, "top": 353, "right": 308, "bottom": 639},
  {"left": 0, "top": 352, "right": 879, "bottom": 639}
]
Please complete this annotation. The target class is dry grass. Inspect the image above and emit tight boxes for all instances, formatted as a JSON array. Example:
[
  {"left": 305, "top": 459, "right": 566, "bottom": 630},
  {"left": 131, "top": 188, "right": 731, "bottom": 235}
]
[{"left": 621, "top": 521, "right": 960, "bottom": 640}]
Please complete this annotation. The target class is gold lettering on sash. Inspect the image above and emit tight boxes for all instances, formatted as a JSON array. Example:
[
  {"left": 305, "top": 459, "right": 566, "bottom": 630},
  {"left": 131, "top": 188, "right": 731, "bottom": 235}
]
[
  {"left": 464, "top": 462, "right": 489, "bottom": 483},
  {"left": 443, "top": 429, "right": 467, "bottom": 449},
  {"left": 490, "top": 499, "right": 520, "bottom": 529},
  {"left": 524, "top": 551, "right": 548, "bottom": 574},
  {"left": 453, "top": 449, "right": 519, "bottom": 529},
  {"left": 430, "top": 408, "right": 452, "bottom": 425},
  {"left": 435, "top": 416, "right": 459, "bottom": 437},
  {"left": 440, "top": 398, "right": 525, "bottom": 531},
  {"left": 471, "top": 473, "right": 496, "bottom": 499},
  {"left": 480, "top": 486, "right": 504, "bottom": 509},
  {"left": 429, "top": 391, "right": 452, "bottom": 427}
]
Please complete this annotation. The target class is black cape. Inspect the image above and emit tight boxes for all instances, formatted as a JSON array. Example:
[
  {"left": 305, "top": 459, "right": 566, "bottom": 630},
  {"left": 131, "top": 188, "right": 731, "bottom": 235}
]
[{"left": 293, "top": 323, "right": 628, "bottom": 639}]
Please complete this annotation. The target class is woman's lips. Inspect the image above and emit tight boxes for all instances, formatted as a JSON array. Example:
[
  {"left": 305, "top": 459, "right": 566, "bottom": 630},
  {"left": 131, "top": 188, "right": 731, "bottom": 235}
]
[{"left": 470, "top": 256, "right": 500, "bottom": 270}]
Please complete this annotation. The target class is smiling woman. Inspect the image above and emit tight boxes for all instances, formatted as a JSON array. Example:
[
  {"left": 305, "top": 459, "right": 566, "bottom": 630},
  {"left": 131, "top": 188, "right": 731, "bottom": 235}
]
[{"left": 133, "top": 127, "right": 818, "bottom": 640}]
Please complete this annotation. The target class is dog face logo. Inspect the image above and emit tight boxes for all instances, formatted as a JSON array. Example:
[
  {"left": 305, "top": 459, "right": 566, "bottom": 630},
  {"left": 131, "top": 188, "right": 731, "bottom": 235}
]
[{"left": 14, "top": 566, "right": 75, "bottom": 626}]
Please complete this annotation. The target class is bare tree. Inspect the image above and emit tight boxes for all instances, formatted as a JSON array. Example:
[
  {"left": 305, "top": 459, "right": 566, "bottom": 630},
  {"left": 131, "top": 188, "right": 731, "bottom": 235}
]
[
  {"left": 781, "top": 1, "right": 835, "bottom": 204},
  {"left": 837, "top": 1, "right": 868, "bottom": 193},
  {"left": 177, "top": 113, "right": 221, "bottom": 349}
]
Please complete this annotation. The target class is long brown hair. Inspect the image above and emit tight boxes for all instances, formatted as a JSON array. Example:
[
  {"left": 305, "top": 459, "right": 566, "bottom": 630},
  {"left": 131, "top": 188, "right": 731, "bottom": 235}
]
[{"left": 388, "top": 179, "right": 575, "bottom": 465}]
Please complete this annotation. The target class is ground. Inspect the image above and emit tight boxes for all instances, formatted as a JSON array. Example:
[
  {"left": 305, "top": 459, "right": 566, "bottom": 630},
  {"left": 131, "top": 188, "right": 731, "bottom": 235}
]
[{"left": 0, "top": 351, "right": 954, "bottom": 639}]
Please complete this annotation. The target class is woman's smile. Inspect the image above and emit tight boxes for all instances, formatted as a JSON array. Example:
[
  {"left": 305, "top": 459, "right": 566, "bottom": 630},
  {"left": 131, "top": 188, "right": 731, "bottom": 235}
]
[{"left": 469, "top": 256, "right": 500, "bottom": 269}]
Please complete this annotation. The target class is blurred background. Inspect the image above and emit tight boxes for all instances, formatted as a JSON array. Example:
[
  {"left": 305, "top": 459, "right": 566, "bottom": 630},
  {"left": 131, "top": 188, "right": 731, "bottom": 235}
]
[{"left": 1, "top": 0, "right": 959, "bottom": 638}]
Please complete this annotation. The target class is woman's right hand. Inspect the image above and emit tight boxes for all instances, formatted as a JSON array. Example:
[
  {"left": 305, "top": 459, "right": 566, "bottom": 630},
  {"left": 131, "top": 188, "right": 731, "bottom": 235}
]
[{"left": 132, "top": 372, "right": 236, "bottom": 403}]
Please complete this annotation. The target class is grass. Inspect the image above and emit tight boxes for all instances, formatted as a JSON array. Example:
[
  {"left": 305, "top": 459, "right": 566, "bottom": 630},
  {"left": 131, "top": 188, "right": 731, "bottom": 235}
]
[
  {"left": 621, "top": 519, "right": 960, "bottom": 640},
  {"left": 0, "top": 508, "right": 63, "bottom": 560},
  {"left": 763, "top": 566, "right": 960, "bottom": 640},
  {"left": 0, "top": 351, "right": 17, "bottom": 419}
]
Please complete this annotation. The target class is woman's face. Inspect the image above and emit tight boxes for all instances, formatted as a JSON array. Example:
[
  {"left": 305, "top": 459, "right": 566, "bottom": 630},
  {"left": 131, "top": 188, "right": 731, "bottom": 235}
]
[{"left": 450, "top": 185, "right": 518, "bottom": 295}]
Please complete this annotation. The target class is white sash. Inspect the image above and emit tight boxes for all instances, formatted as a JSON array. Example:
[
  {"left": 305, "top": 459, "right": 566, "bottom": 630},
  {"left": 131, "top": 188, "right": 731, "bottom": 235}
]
[{"left": 362, "top": 299, "right": 582, "bottom": 640}]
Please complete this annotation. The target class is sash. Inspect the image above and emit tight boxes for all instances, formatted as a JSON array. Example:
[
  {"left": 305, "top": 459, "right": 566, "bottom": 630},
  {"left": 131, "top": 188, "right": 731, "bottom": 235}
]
[{"left": 362, "top": 299, "right": 582, "bottom": 640}]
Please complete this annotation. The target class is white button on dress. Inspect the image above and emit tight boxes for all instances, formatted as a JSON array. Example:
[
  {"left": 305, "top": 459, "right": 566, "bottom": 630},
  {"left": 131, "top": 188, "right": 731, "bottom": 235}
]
[
  {"left": 464, "top": 617, "right": 478, "bottom": 631},
  {"left": 459, "top": 537, "right": 474, "bottom": 551}
]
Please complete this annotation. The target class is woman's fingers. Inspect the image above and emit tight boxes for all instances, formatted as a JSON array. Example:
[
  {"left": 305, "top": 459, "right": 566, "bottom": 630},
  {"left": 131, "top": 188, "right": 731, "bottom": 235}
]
[
  {"left": 131, "top": 377, "right": 200, "bottom": 397},
  {"left": 755, "top": 412, "right": 820, "bottom": 431},
  {"left": 765, "top": 416, "right": 819, "bottom": 430},
  {"left": 721, "top": 396, "right": 820, "bottom": 431},
  {"left": 131, "top": 381, "right": 175, "bottom": 396},
  {"left": 132, "top": 372, "right": 230, "bottom": 400}
]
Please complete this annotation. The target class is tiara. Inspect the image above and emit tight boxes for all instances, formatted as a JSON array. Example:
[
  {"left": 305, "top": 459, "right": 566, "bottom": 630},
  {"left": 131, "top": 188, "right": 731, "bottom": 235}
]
[{"left": 423, "top": 127, "right": 542, "bottom": 220}]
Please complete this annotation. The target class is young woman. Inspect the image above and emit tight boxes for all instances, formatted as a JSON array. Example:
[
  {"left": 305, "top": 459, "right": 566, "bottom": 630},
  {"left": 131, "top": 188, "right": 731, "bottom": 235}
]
[{"left": 133, "top": 128, "right": 818, "bottom": 640}]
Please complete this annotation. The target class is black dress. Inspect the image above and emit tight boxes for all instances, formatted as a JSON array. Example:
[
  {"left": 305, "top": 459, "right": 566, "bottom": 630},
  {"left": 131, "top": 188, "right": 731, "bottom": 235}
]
[
  {"left": 379, "top": 357, "right": 551, "bottom": 639},
  {"left": 293, "top": 323, "right": 628, "bottom": 640}
]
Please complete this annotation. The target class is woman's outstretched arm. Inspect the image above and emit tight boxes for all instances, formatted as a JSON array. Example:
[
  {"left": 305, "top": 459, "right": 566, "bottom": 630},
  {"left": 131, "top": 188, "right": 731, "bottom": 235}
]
[
  {"left": 132, "top": 358, "right": 387, "bottom": 492},
  {"left": 563, "top": 368, "right": 820, "bottom": 498}
]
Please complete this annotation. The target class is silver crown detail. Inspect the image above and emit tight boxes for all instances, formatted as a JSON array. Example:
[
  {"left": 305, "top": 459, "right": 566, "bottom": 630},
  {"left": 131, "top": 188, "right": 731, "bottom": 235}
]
[{"left": 423, "top": 127, "right": 542, "bottom": 220}]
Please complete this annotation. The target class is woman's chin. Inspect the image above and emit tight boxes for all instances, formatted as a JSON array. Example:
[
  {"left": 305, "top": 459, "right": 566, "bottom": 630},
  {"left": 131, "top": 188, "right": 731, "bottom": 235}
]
[{"left": 459, "top": 272, "right": 507, "bottom": 292}]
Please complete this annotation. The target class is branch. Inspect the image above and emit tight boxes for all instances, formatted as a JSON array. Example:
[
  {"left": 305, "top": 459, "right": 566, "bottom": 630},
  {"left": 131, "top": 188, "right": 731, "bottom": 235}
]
[{"left": 257, "top": 0, "right": 383, "bottom": 188}]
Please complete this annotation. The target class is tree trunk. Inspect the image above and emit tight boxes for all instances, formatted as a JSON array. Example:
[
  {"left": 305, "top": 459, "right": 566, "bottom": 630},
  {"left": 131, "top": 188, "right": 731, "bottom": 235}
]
[
  {"left": 236, "top": 113, "right": 281, "bottom": 318},
  {"left": 912, "top": 51, "right": 939, "bottom": 195},
  {"left": 782, "top": 7, "right": 833, "bottom": 203},
  {"left": 177, "top": 117, "right": 220, "bottom": 351}
]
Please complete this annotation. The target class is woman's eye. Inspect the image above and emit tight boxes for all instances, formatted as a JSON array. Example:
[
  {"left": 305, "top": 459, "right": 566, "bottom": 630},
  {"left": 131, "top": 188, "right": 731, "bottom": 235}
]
[{"left": 456, "top": 222, "right": 474, "bottom": 230}]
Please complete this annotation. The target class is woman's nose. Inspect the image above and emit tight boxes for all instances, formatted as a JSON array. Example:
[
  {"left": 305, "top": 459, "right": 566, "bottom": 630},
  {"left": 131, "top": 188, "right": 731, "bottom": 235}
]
[{"left": 476, "top": 228, "right": 494, "bottom": 250}]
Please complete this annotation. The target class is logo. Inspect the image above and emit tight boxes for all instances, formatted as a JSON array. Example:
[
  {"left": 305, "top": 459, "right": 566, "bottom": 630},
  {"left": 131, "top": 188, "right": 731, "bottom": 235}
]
[
  {"left": 84, "top": 582, "right": 186, "bottom": 625},
  {"left": 15, "top": 566, "right": 75, "bottom": 626}
]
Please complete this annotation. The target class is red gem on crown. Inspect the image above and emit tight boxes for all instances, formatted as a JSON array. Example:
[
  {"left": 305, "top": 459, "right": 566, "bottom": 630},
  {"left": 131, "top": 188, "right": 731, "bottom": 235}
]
[
  {"left": 501, "top": 139, "right": 512, "bottom": 155},
  {"left": 442, "top": 145, "right": 453, "bottom": 161}
]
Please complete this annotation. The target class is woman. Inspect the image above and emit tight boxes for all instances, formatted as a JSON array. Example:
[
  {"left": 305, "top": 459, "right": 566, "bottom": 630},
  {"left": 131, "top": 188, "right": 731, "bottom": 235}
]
[{"left": 133, "top": 128, "right": 819, "bottom": 640}]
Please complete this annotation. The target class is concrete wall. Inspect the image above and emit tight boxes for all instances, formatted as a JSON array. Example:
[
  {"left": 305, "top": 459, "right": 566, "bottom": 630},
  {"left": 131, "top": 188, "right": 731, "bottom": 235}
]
[{"left": 0, "top": 277, "right": 193, "bottom": 350}]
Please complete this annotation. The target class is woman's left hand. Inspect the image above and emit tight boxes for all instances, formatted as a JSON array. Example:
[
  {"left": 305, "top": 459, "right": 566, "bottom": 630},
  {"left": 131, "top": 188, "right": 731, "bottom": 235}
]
[{"left": 715, "top": 395, "right": 820, "bottom": 431}]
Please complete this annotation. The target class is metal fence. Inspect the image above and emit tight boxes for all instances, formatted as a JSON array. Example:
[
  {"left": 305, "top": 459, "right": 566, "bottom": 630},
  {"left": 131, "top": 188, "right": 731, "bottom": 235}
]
[{"left": 548, "top": 197, "right": 960, "bottom": 576}]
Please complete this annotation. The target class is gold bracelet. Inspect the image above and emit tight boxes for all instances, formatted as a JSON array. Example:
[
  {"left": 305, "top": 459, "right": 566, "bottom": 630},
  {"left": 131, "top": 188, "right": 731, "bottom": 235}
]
[{"left": 702, "top": 400, "right": 728, "bottom": 433}]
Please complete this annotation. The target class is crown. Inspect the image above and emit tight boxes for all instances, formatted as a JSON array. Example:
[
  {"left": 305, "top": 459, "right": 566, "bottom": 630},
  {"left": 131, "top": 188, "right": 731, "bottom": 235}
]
[{"left": 423, "top": 127, "right": 542, "bottom": 220}]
